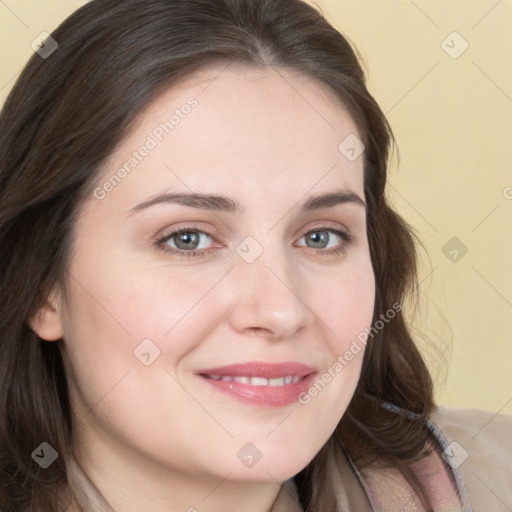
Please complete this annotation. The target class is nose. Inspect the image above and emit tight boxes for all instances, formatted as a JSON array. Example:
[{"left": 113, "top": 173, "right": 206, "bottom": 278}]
[{"left": 227, "top": 247, "right": 315, "bottom": 341}]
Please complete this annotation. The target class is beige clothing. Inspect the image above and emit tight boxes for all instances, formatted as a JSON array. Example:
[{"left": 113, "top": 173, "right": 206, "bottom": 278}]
[
  {"left": 430, "top": 405, "right": 512, "bottom": 512},
  {"left": 67, "top": 405, "right": 512, "bottom": 511}
]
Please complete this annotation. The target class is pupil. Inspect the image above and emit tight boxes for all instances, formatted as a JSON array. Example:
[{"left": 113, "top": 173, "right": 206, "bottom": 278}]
[
  {"left": 177, "top": 232, "right": 198, "bottom": 249},
  {"left": 309, "top": 231, "right": 327, "bottom": 248}
]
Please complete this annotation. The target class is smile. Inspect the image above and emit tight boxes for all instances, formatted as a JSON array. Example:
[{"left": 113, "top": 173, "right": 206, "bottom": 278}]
[
  {"left": 204, "top": 374, "right": 302, "bottom": 386},
  {"left": 197, "top": 361, "right": 317, "bottom": 407}
]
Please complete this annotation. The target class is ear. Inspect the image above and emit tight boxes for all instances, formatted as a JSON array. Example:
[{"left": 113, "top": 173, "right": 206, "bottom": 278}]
[{"left": 29, "top": 285, "right": 65, "bottom": 341}]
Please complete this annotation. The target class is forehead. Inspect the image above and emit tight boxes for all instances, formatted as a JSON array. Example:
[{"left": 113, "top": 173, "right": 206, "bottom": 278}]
[{"left": 88, "top": 64, "right": 364, "bottom": 215}]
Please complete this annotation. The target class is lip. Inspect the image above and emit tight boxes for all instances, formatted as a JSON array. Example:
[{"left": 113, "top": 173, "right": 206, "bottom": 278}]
[{"left": 196, "top": 361, "right": 317, "bottom": 407}]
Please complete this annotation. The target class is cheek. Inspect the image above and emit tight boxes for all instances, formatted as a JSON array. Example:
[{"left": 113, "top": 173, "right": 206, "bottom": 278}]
[
  {"left": 63, "top": 246, "right": 216, "bottom": 349},
  {"left": 59, "top": 266, "right": 199, "bottom": 461},
  {"left": 59, "top": 277, "right": 135, "bottom": 421},
  {"left": 293, "top": 257, "right": 375, "bottom": 427},
  {"left": 332, "top": 276, "right": 375, "bottom": 353},
  {"left": 318, "top": 256, "right": 376, "bottom": 353},
  {"left": 59, "top": 251, "right": 231, "bottom": 421}
]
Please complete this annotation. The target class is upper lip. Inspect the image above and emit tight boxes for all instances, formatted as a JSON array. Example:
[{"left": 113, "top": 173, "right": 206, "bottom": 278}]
[{"left": 197, "top": 361, "right": 317, "bottom": 379}]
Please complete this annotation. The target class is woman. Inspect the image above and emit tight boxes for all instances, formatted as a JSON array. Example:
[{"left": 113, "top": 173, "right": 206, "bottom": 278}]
[{"left": 0, "top": 0, "right": 510, "bottom": 510}]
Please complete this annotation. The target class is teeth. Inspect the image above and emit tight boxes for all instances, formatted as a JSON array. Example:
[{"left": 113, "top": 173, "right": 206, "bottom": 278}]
[
  {"left": 207, "top": 374, "right": 301, "bottom": 386},
  {"left": 251, "top": 377, "right": 268, "bottom": 386}
]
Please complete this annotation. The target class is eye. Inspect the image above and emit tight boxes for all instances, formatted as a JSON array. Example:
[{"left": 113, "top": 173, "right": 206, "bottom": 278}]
[
  {"left": 296, "top": 227, "right": 354, "bottom": 256},
  {"left": 155, "top": 225, "right": 215, "bottom": 257}
]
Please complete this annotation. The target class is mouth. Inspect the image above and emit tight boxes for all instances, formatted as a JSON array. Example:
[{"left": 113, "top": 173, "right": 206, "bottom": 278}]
[
  {"left": 196, "top": 361, "right": 317, "bottom": 407},
  {"left": 203, "top": 374, "right": 303, "bottom": 386}
]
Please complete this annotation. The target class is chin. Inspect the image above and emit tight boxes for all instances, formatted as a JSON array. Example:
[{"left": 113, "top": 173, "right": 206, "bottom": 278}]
[{"left": 212, "top": 441, "right": 318, "bottom": 483}]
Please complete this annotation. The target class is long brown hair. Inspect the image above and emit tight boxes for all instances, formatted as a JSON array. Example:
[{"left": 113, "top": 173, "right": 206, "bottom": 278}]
[{"left": 0, "top": 0, "right": 435, "bottom": 510}]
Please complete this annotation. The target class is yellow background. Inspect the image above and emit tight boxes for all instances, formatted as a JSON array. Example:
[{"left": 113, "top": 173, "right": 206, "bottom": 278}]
[{"left": 1, "top": 1, "right": 510, "bottom": 415}]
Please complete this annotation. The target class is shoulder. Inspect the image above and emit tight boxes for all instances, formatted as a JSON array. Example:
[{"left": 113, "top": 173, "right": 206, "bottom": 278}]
[{"left": 429, "top": 404, "right": 512, "bottom": 511}]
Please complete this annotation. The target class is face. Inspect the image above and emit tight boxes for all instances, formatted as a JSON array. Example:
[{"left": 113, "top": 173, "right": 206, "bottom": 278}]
[{"left": 36, "top": 65, "right": 375, "bottom": 484}]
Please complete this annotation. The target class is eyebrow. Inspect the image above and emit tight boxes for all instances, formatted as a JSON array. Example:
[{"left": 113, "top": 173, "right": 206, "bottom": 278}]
[{"left": 127, "top": 189, "right": 366, "bottom": 216}]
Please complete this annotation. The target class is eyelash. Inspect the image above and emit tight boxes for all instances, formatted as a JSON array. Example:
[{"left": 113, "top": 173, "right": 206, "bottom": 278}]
[{"left": 154, "top": 224, "right": 355, "bottom": 259}]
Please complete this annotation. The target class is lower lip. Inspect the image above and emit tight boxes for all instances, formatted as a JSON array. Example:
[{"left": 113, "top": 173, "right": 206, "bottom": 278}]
[{"left": 198, "top": 373, "right": 317, "bottom": 407}]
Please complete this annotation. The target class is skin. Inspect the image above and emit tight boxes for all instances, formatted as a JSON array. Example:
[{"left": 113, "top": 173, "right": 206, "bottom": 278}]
[{"left": 31, "top": 64, "right": 375, "bottom": 512}]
